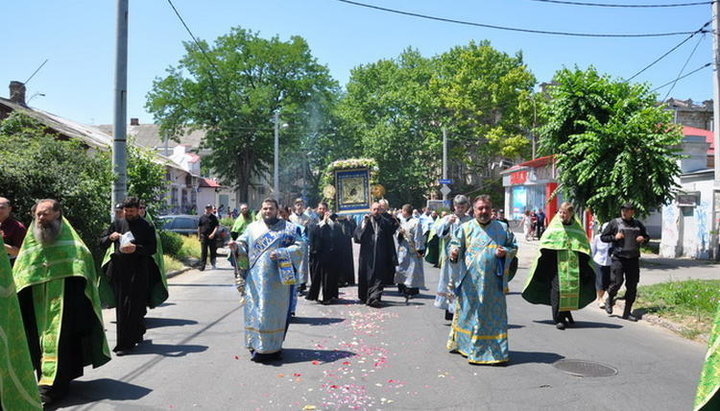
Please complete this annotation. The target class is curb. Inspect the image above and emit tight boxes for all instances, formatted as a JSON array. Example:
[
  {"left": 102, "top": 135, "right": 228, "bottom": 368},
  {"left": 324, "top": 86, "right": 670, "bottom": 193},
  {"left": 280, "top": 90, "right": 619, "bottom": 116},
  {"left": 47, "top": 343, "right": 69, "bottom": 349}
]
[{"left": 166, "top": 266, "right": 194, "bottom": 279}]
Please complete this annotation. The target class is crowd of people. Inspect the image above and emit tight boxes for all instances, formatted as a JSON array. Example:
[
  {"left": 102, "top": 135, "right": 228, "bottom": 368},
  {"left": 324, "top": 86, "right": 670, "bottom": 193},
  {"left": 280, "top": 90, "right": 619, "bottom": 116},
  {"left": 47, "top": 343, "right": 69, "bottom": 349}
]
[{"left": 3, "top": 193, "right": 715, "bottom": 409}]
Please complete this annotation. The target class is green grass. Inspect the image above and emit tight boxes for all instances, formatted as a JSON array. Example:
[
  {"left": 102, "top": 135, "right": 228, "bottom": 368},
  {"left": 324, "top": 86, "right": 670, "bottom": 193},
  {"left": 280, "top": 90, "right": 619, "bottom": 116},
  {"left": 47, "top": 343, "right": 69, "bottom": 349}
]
[
  {"left": 179, "top": 235, "right": 201, "bottom": 259},
  {"left": 163, "top": 255, "right": 185, "bottom": 273},
  {"left": 635, "top": 279, "right": 720, "bottom": 340}
]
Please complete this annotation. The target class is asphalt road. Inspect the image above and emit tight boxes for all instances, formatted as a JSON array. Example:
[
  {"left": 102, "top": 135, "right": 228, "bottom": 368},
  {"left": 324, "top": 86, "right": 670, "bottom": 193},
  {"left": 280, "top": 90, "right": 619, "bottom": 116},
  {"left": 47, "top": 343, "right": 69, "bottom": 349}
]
[{"left": 53, "top": 241, "right": 711, "bottom": 411}]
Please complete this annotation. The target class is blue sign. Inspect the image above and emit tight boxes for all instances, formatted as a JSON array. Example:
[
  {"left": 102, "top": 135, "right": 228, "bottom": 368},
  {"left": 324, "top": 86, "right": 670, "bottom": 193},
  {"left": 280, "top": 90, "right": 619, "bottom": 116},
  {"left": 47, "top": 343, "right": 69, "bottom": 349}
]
[{"left": 438, "top": 179, "right": 453, "bottom": 185}]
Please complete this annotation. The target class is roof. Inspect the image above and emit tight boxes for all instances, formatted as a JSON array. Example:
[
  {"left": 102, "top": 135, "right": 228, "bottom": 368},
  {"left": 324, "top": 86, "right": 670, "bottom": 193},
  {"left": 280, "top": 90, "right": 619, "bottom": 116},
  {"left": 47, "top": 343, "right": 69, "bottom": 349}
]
[
  {"left": 683, "top": 125, "right": 714, "bottom": 155},
  {"left": 198, "top": 177, "right": 223, "bottom": 188},
  {"left": 501, "top": 155, "right": 555, "bottom": 174},
  {"left": 0, "top": 97, "right": 189, "bottom": 173},
  {"left": 97, "top": 123, "right": 206, "bottom": 151}
]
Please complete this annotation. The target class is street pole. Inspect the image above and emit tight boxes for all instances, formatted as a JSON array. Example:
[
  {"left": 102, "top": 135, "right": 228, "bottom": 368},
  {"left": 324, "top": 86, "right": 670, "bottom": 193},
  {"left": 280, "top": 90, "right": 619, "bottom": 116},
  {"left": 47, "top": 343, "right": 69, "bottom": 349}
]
[
  {"left": 112, "top": 0, "right": 128, "bottom": 211},
  {"left": 713, "top": 0, "right": 720, "bottom": 259},
  {"left": 442, "top": 126, "right": 448, "bottom": 202},
  {"left": 273, "top": 110, "right": 280, "bottom": 202}
]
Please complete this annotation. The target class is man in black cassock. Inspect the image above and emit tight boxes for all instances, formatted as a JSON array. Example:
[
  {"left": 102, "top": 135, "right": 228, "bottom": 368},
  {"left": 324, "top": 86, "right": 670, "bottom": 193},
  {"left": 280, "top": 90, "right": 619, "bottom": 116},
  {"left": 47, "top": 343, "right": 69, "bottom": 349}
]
[
  {"left": 306, "top": 202, "right": 340, "bottom": 304},
  {"left": 336, "top": 215, "right": 356, "bottom": 287},
  {"left": 354, "top": 202, "right": 399, "bottom": 307},
  {"left": 99, "top": 197, "right": 161, "bottom": 355}
]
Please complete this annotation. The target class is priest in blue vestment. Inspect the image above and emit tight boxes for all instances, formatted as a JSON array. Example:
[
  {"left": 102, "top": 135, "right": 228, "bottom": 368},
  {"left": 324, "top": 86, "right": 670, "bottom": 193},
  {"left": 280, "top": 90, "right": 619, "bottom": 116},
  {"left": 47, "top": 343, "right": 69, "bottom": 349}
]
[
  {"left": 447, "top": 195, "right": 518, "bottom": 365},
  {"left": 233, "top": 198, "right": 303, "bottom": 363}
]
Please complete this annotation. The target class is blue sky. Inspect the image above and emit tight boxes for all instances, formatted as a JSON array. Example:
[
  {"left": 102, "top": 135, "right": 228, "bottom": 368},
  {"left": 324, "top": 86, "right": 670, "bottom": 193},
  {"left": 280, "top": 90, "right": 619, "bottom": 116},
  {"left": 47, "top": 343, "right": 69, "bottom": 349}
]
[{"left": 0, "top": 0, "right": 713, "bottom": 125}]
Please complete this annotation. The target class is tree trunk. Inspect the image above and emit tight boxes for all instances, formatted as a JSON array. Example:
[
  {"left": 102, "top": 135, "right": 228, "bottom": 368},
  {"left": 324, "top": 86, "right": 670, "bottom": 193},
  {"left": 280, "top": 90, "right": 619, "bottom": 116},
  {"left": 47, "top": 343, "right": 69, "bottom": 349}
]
[{"left": 234, "top": 151, "right": 253, "bottom": 205}]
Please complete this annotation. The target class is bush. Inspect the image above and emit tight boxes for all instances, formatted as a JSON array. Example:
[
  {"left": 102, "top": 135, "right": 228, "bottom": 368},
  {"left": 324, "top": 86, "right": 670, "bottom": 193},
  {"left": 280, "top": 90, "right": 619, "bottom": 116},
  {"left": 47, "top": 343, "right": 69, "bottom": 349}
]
[
  {"left": 220, "top": 217, "right": 235, "bottom": 227},
  {"left": 159, "top": 230, "right": 184, "bottom": 258},
  {"left": 180, "top": 235, "right": 201, "bottom": 259}
]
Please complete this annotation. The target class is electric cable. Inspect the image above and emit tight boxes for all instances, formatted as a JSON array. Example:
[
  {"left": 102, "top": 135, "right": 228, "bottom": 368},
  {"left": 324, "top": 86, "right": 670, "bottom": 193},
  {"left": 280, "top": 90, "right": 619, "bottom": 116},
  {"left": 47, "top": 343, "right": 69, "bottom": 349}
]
[
  {"left": 529, "top": 0, "right": 710, "bottom": 8},
  {"left": 662, "top": 32, "right": 706, "bottom": 100},
  {"left": 333, "top": 0, "right": 700, "bottom": 38},
  {"left": 650, "top": 62, "right": 712, "bottom": 92},
  {"left": 625, "top": 20, "right": 710, "bottom": 82}
]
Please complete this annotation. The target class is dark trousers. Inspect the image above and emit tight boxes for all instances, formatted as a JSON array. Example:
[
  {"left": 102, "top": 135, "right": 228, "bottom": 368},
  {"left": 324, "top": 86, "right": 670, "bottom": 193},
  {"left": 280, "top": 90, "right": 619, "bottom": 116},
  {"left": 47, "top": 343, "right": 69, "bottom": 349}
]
[
  {"left": 359, "top": 277, "right": 384, "bottom": 306},
  {"left": 307, "top": 257, "right": 339, "bottom": 303},
  {"left": 112, "top": 266, "right": 149, "bottom": 351},
  {"left": 199, "top": 236, "right": 217, "bottom": 267},
  {"left": 607, "top": 257, "right": 640, "bottom": 314}
]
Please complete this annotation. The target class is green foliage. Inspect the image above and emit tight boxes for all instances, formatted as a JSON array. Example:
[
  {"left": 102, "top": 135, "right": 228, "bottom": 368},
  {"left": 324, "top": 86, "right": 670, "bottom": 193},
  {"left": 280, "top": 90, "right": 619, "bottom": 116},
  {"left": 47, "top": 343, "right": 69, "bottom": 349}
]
[
  {"left": 159, "top": 230, "right": 184, "bottom": 258},
  {"left": 538, "top": 67, "right": 682, "bottom": 222},
  {"left": 127, "top": 142, "right": 168, "bottom": 213},
  {"left": 179, "top": 235, "right": 201, "bottom": 259},
  {"left": 337, "top": 42, "right": 536, "bottom": 207},
  {"left": 0, "top": 113, "right": 113, "bottom": 261},
  {"left": 219, "top": 217, "right": 235, "bottom": 227},
  {"left": 163, "top": 255, "right": 185, "bottom": 273},
  {"left": 146, "top": 27, "right": 339, "bottom": 203}
]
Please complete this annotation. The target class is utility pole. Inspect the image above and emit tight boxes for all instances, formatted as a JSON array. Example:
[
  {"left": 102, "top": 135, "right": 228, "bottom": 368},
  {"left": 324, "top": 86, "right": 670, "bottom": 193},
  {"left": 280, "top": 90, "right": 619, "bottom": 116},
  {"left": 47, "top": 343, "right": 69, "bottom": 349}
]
[
  {"left": 273, "top": 110, "right": 280, "bottom": 201},
  {"left": 112, "top": 0, "right": 129, "bottom": 210},
  {"left": 442, "top": 126, "right": 449, "bottom": 203},
  {"left": 713, "top": 0, "right": 720, "bottom": 259}
]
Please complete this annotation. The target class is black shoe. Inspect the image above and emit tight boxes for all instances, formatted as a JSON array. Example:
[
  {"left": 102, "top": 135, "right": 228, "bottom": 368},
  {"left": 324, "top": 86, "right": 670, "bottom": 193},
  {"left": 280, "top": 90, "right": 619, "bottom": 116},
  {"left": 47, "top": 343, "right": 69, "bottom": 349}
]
[
  {"left": 368, "top": 300, "right": 382, "bottom": 308},
  {"left": 555, "top": 322, "right": 566, "bottom": 330},
  {"left": 622, "top": 314, "right": 638, "bottom": 322},
  {"left": 566, "top": 312, "right": 575, "bottom": 324},
  {"left": 605, "top": 297, "right": 614, "bottom": 315},
  {"left": 444, "top": 310, "right": 454, "bottom": 321}
]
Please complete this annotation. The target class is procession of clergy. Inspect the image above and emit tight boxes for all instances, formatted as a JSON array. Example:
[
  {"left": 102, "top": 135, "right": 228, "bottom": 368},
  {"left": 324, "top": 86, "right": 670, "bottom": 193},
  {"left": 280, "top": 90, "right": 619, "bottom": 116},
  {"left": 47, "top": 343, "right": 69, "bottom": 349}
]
[{"left": 1, "top": 193, "right": 718, "bottom": 410}]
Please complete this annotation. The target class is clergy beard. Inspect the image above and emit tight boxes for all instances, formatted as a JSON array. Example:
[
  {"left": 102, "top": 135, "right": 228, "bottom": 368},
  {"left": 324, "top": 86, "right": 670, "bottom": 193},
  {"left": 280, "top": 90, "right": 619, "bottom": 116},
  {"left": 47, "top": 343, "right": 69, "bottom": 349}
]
[
  {"left": 264, "top": 217, "right": 279, "bottom": 226},
  {"left": 476, "top": 213, "right": 492, "bottom": 225},
  {"left": 33, "top": 219, "right": 62, "bottom": 245}
]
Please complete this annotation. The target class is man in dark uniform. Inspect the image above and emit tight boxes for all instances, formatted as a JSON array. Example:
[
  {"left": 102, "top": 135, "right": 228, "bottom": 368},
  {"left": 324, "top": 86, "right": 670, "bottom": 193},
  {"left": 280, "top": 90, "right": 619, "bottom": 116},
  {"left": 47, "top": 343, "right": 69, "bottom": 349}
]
[
  {"left": 197, "top": 204, "right": 219, "bottom": 271},
  {"left": 600, "top": 202, "right": 649, "bottom": 321}
]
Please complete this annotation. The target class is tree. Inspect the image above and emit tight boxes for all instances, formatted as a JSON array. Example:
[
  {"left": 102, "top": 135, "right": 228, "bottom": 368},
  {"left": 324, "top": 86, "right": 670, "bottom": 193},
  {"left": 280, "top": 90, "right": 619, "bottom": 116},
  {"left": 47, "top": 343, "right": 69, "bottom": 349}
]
[
  {"left": 538, "top": 66, "right": 683, "bottom": 222},
  {"left": 0, "top": 113, "right": 113, "bottom": 261},
  {"left": 432, "top": 41, "right": 537, "bottom": 176},
  {"left": 126, "top": 141, "right": 168, "bottom": 214},
  {"left": 337, "top": 48, "right": 446, "bottom": 206},
  {"left": 146, "top": 27, "right": 339, "bottom": 203},
  {"left": 337, "top": 42, "right": 536, "bottom": 206}
]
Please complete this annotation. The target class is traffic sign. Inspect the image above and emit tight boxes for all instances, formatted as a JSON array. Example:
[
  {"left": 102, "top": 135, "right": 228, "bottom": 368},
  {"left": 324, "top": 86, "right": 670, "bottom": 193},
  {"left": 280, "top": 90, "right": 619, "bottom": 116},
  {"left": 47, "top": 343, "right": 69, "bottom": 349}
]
[
  {"left": 439, "top": 179, "right": 453, "bottom": 185},
  {"left": 440, "top": 184, "right": 452, "bottom": 196}
]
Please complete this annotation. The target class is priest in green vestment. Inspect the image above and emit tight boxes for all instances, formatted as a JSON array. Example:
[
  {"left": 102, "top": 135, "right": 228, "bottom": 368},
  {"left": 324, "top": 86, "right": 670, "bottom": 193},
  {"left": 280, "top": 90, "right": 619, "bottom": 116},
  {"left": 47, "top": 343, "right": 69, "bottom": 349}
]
[
  {"left": 0, "top": 236, "right": 42, "bottom": 410},
  {"left": 694, "top": 304, "right": 720, "bottom": 410},
  {"left": 521, "top": 202, "right": 595, "bottom": 330},
  {"left": 13, "top": 199, "right": 111, "bottom": 405}
]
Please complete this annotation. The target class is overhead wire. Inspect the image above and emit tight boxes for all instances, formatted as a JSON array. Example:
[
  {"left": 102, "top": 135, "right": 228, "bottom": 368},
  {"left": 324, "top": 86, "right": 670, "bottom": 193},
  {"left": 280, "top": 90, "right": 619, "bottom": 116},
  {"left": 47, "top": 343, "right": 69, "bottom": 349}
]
[
  {"left": 529, "top": 0, "right": 711, "bottom": 8},
  {"left": 333, "top": 0, "right": 700, "bottom": 38},
  {"left": 650, "top": 62, "right": 712, "bottom": 92},
  {"left": 625, "top": 20, "right": 711, "bottom": 82},
  {"left": 662, "top": 31, "right": 707, "bottom": 100}
]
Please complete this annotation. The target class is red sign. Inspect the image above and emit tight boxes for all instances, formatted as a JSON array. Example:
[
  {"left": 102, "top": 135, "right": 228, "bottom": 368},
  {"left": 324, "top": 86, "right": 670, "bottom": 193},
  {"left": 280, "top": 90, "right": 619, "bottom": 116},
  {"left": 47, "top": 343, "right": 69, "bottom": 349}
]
[{"left": 510, "top": 170, "right": 528, "bottom": 185}]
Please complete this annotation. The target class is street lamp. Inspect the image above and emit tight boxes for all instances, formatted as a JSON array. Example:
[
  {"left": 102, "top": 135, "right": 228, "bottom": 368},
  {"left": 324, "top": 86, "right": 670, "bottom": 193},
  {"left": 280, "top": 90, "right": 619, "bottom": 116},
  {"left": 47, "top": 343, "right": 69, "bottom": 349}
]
[{"left": 273, "top": 110, "right": 289, "bottom": 201}]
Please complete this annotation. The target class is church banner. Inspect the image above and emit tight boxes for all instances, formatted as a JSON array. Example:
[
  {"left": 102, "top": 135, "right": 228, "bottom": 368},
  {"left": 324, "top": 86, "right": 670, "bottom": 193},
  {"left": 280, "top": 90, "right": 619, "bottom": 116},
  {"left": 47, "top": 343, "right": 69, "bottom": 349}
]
[{"left": 335, "top": 168, "right": 371, "bottom": 214}]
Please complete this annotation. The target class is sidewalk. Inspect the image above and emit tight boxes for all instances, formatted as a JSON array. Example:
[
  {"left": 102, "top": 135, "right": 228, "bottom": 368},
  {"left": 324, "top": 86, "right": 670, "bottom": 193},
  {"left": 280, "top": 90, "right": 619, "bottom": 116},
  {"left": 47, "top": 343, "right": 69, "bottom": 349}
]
[{"left": 514, "top": 234, "right": 720, "bottom": 286}]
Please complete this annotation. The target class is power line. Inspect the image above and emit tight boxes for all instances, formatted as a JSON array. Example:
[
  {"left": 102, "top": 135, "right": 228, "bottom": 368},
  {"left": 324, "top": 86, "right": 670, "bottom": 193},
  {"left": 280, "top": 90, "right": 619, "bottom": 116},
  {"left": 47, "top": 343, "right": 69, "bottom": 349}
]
[
  {"left": 530, "top": 0, "right": 711, "bottom": 8},
  {"left": 662, "top": 32, "right": 706, "bottom": 100},
  {"left": 625, "top": 20, "right": 710, "bottom": 82},
  {"left": 650, "top": 62, "right": 712, "bottom": 92},
  {"left": 333, "top": 0, "right": 700, "bottom": 38},
  {"left": 24, "top": 59, "right": 48, "bottom": 85}
]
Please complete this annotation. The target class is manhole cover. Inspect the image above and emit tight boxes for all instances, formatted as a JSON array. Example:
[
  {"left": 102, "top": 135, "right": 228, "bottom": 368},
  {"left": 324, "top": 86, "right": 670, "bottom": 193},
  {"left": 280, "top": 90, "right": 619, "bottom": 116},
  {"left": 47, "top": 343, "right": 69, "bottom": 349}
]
[{"left": 553, "top": 359, "right": 618, "bottom": 377}]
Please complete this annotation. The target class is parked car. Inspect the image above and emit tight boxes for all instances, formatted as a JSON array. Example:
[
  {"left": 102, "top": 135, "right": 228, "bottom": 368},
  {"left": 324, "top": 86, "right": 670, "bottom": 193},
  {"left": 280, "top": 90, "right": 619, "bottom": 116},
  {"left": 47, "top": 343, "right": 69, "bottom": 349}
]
[
  {"left": 158, "top": 215, "right": 230, "bottom": 247},
  {"left": 157, "top": 215, "right": 199, "bottom": 236}
]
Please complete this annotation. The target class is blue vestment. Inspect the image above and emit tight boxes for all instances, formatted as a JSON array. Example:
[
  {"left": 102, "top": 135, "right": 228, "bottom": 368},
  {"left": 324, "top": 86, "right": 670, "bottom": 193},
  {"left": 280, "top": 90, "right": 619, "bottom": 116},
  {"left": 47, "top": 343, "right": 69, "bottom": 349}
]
[
  {"left": 237, "top": 220, "right": 302, "bottom": 354},
  {"left": 447, "top": 219, "right": 518, "bottom": 364},
  {"left": 433, "top": 214, "right": 473, "bottom": 311}
]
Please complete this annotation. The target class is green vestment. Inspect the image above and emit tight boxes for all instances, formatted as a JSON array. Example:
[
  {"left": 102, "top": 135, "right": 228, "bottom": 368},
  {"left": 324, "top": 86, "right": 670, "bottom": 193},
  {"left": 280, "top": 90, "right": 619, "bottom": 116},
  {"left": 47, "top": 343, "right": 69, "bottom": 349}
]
[
  {"left": 695, "top": 305, "right": 720, "bottom": 410},
  {"left": 522, "top": 215, "right": 595, "bottom": 310},
  {"left": 13, "top": 218, "right": 111, "bottom": 386},
  {"left": 0, "top": 237, "right": 42, "bottom": 410}
]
